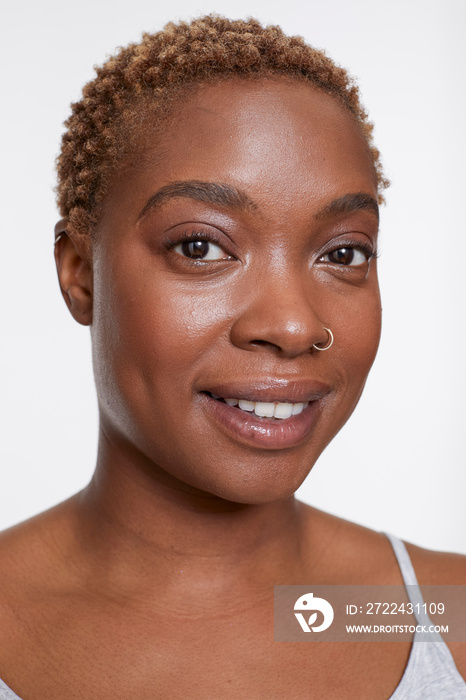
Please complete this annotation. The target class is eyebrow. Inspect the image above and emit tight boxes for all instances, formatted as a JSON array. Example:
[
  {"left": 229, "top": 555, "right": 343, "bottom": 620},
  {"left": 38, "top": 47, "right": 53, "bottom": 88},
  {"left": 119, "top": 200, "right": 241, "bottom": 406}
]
[
  {"left": 138, "top": 182, "right": 379, "bottom": 225},
  {"left": 315, "top": 193, "right": 379, "bottom": 222},
  {"left": 138, "top": 180, "right": 257, "bottom": 219}
]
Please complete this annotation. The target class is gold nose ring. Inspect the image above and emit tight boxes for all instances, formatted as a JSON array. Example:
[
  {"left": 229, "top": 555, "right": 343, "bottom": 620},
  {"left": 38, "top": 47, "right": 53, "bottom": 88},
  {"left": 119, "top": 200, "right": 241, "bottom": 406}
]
[{"left": 312, "top": 328, "right": 334, "bottom": 352}]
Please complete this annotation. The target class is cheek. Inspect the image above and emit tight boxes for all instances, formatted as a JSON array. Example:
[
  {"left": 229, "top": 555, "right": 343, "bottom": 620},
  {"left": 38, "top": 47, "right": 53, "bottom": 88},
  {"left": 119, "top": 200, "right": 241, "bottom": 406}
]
[
  {"left": 307, "top": 280, "right": 381, "bottom": 454},
  {"left": 90, "top": 262, "right": 233, "bottom": 419},
  {"left": 329, "top": 281, "right": 382, "bottom": 395},
  {"left": 124, "top": 281, "right": 233, "bottom": 373}
]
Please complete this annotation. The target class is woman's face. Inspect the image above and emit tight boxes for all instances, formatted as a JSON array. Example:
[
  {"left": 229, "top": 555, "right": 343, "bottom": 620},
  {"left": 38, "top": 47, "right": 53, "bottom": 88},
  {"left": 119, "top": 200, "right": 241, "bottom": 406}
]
[{"left": 90, "top": 77, "right": 381, "bottom": 503}]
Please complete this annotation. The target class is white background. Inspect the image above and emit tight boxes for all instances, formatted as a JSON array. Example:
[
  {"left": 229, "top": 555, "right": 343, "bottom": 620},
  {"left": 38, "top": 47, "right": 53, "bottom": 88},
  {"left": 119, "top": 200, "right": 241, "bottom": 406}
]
[{"left": 1, "top": 0, "right": 464, "bottom": 552}]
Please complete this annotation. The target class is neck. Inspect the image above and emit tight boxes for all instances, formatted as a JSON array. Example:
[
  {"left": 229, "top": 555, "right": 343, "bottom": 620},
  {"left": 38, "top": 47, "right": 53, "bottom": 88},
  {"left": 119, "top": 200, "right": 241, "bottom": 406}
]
[{"left": 73, "top": 425, "right": 310, "bottom": 608}]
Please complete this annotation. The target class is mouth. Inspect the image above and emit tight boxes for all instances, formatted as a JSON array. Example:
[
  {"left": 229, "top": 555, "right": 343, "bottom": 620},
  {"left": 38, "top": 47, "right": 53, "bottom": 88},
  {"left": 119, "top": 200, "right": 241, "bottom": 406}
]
[
  {"left": 200, "top": 383, "right": 328, "bottom": 450},
  {"left": 206, "top": 393, "right": 309, "bottom": 421}
]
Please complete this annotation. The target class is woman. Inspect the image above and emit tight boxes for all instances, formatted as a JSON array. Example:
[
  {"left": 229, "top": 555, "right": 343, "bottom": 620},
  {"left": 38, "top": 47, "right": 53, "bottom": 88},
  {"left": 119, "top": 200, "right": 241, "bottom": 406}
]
[{"left": 0, "top": 15, "right": 464, "bottom": 699}]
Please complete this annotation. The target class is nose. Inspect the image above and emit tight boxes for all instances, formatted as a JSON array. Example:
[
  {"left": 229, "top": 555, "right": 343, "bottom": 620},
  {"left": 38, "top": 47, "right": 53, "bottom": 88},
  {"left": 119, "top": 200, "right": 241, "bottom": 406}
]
[{"left": 229, "top": 269, "right": 328, "bottom": 358}]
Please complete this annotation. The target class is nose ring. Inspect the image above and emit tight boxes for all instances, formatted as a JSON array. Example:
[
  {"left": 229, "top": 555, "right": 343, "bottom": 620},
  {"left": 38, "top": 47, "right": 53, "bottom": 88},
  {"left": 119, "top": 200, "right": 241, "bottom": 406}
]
[{"left": 312, "top": 327, "right": 334, "bottom": 352}]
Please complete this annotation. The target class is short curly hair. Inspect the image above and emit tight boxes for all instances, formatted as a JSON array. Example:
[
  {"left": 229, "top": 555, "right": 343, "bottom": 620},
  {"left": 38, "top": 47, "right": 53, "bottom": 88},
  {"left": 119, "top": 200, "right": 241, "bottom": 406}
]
[{"left": 56, "top": 15, "right": 389, "bottom": 236}]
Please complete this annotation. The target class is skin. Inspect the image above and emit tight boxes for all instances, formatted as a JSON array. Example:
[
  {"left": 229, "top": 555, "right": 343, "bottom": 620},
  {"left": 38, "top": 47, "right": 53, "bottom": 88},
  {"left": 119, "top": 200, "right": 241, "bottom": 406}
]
[{"left": 0, "top": 77, "right": 464, "bottom": 699}]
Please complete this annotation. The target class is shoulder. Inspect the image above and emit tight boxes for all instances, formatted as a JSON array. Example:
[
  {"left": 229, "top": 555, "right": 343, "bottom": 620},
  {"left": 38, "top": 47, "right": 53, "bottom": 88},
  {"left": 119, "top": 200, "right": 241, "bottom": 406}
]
[
  {"left": 298, "top": 504, "right": 410, "bottom": 584},
  {"left": 405, "top": 540, "right": 466, "bottom": 584},
  {"left": 299, "top": 501, "right": 466, "bottom": 583},
  {"left": 0, "top": 498, "right": 85, "bottom": 688},
  {"left": 0, "top": 497, "right": 82, "bottom": 625},
  {"left": 0, "top": 498, "right": 78, "bottom": 574},
  {"left": 300, "top": 504, "right": 466, "bottom": 680},
  {"left": 406, "top": 540, "right": 466, "bottom": 680}
]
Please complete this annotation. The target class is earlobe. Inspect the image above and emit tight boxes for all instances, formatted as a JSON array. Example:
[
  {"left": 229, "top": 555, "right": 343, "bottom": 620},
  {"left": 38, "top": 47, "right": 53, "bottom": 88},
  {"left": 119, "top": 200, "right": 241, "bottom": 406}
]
[{"left": 54, "top": 219, "right": 93, "bottom": 326}]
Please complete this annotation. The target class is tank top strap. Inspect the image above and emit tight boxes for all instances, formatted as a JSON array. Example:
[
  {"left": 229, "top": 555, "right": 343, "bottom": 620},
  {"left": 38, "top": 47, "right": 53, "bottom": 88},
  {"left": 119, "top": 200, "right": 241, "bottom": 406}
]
[{"left": 384, "top": 532, "right": 442, "bottom": 636}]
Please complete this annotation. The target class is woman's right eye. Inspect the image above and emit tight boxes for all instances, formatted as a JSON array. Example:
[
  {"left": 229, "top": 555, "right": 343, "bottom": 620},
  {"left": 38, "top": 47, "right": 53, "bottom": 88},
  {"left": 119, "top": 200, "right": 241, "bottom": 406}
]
[{"left": 174, "top": 239, "right": 231, "bottom": 261}]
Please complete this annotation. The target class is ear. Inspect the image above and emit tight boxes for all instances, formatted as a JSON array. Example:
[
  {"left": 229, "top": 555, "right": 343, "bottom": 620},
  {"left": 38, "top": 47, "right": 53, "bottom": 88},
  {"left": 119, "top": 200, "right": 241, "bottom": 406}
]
[{"left": 54, "top": 219, "right": 93, "bottom": 326}]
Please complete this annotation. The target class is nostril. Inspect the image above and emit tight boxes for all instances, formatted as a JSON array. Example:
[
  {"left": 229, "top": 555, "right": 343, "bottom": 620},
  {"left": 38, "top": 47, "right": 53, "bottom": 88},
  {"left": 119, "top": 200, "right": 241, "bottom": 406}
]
[{"left": 250, "top": 339, "right": 281, "bottom": 350}]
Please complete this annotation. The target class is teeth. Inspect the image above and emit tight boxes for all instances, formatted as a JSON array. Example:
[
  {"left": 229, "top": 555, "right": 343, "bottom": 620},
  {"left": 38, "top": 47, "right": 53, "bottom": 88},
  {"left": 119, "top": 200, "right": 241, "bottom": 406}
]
[
  {"left": 274, "top": 402, "right": 294, "bottom": 419},
  {"left": 218, "top": 395, "right": 309, "bottom": 420},
  {"left": 255, "top": 402, "right": 275, "bottom": 417}
]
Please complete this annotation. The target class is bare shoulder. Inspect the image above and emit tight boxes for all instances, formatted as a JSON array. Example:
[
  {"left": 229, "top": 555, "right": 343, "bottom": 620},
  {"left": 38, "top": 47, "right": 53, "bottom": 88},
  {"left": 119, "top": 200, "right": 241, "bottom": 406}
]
[
  {"left": 299, "top": 501, "right": 466, "bottom": 585},
  {"left": 298, "top": 503, "right": 407, "bottom": 584},
  {"left": 0, "top": 496, "right": 81, "bottom": 619},
  {"left": 405, "top": 540, "right": 466, "bottom": 679},
  {"left": 405, "top": 539, "right": 466, "bottom": 584},
  {"left": 0, "top": 498, "right": 85, "bottom": 690},
  {"left": 299, "top": 504, "right": 466, "bottom": 680},
  {"left": 0, "top": 497, "right": 78, "bottom": 567}
]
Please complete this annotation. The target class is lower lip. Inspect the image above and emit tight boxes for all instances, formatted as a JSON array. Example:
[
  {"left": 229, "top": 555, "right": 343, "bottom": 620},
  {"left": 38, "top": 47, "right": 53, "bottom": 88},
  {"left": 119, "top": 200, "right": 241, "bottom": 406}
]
[{"left": 200, "top": 394, "right": 322, "bottom": 450}]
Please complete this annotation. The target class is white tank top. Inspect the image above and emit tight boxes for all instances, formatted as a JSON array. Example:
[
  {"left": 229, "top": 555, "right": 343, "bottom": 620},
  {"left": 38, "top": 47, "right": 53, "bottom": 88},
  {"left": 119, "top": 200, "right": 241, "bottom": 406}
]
[{"left": 0, "top": 534, "right": 465, "bottom": 698}]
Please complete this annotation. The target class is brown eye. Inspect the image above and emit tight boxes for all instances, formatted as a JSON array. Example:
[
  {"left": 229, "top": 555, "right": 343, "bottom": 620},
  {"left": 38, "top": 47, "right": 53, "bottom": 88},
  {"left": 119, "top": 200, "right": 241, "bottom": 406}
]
[
  {"left": 174, "top": 239, "right": 229, "bottom": 261},
  {"left": 182, "top": 241, "right": 209, "bottom": 258},
  {"left": 322, "top": 247, "right": 368, "bottom": 266}
]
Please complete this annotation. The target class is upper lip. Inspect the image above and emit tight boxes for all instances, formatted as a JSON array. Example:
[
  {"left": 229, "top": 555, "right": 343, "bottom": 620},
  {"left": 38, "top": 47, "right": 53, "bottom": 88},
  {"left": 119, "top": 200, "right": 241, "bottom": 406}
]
[{"left": 202, "top": 379, "right": 331, "bottom": 404}]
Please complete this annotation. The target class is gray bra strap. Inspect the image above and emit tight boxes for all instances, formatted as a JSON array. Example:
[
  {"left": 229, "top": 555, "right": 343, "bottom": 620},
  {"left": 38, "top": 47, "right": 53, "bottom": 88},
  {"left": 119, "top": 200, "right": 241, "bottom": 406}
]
[{"left": 385, "top": 532, "right": 440, "bottom": 633}]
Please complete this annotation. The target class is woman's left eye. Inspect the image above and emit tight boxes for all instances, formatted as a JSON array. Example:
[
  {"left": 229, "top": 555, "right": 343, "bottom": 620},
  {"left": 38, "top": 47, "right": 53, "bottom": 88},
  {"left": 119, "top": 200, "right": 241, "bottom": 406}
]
[
  {"left": 174, "top": 239, "right": 230, "bottom": 261},
  {"left": 320, "top": 247, "right": 369, "bottom": 266}
]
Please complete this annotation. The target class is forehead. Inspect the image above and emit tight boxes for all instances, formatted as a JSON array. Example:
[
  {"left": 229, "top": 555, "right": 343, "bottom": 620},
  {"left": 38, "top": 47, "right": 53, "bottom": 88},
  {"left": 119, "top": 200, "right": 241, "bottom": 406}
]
[{"left": 101, "top": 77, "right": 377, "bottom": 227}]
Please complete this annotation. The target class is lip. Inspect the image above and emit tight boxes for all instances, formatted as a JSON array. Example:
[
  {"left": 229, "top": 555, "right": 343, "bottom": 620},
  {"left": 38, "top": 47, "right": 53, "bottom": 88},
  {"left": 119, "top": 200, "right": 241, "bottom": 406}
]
[
  {"left": 199, "top": 379, "right": 330, "bottom": 450},
  {"left": 201, "top": 378, "right": 330, "bottom": 404}
]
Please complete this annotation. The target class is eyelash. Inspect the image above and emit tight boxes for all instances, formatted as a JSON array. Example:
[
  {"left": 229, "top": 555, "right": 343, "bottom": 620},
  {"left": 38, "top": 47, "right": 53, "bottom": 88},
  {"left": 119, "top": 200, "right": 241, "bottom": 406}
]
[
  {"left": 167, "top": 231, "right": 378, "bottom": 268},
  {"left": 168, "top": 230, "right": 220, "bottom": 247},
  {"left": 167, "top": 230, "right": 233, "bottom": 262},
  {"left": 319, "top": 240, "right": 378, "bottom": 266}
]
